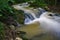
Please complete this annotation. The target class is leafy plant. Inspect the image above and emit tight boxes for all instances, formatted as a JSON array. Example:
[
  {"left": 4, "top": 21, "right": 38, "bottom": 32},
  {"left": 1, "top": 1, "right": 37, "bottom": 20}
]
[{"left": 0, "top": 0, "right": 24, "bottom": 40}]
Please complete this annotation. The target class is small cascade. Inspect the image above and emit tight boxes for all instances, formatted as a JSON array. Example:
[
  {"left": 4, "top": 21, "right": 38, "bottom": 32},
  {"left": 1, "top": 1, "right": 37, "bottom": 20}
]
[
  {"left": 13, "top": 4, "right": 46, "bottom": 24},
  {"left": 24, "top": 8, "right": 46, "bottom": 24},
  {"left": 13, "top": 4, "right": 60, "bottom": 40}
]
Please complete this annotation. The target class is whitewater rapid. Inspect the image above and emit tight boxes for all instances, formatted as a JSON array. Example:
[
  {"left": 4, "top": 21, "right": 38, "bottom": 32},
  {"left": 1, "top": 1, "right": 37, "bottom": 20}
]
[{"left": 13, "top": 4, "right": 60, "bottom": 40}]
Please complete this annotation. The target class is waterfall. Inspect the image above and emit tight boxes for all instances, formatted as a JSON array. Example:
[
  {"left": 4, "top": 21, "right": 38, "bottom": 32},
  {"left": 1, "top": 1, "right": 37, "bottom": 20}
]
[
  {"left": 24, "top": 9, "right": 60, "bottom": 39},
  {"left": 24, "top": 8, "right": 46, "bottom": 25},
  {"left": 39, "top": 12, "right": 60, "bottom": 40},
  {"left": 12, "top": 4, "right": 46, "bottom": 25},
  {"left": 13, "top": 4, "right": 60, "bottom": 39}
]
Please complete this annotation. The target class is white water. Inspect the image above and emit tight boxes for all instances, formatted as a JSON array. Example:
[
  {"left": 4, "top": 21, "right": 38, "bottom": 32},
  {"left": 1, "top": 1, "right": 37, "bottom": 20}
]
[
  {"left": 25, "top": 11, "right": 60, "bottom": 32},
  {"left": 13, "top": 4, "right": 60, "bottom": 39},
  {"left": 25, "top": 11, "right": 60, "bottom": 39},
  {"left": 24, "top": 8, "right": 46, "bottom": 24}
]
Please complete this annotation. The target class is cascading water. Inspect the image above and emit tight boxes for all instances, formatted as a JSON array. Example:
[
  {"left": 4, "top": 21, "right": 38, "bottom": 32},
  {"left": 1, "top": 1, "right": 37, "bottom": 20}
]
[
  {"left": 24, "top": 8, "right": 46, "bottom": 24},
  {"left": 13, "top": 4, "right": 60, "bottom": 40},
  {"left": 39, "top": 12, "right": 60, "bottom": 40},
  {"left": 24, "top": 8, "right": 60, "bottom": 40}
]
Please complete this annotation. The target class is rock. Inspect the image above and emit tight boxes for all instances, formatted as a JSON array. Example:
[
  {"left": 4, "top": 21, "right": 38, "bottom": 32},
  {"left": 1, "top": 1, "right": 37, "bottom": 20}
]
[{"left": 16, "top": 37, "right": 22, "bottom": 40}]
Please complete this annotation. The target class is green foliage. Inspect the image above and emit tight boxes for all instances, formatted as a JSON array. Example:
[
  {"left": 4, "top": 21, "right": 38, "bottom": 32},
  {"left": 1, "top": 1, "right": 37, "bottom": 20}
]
[
  {"left": 45, "top": 0, "right": 56, "bottom": 6},
  {"left": 14, "top": 0, "right": 30, "bottom": 4},
  {"left": 0, "top": 0, "right": 24, "bottom": 24},
  {"left": 0, "top": 22, "right": 5, "bottom": 40},
  {"left": 29, "top": 0, "right": 47, "bottom": 8},
  {"left": 0, "top": 0, "right": 25, "bottom": 39}
]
